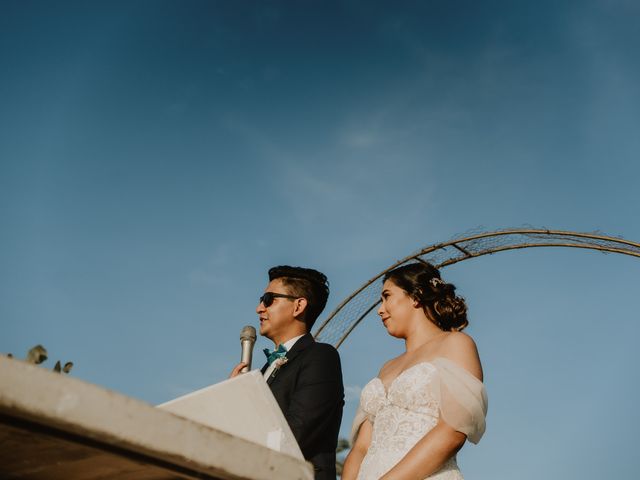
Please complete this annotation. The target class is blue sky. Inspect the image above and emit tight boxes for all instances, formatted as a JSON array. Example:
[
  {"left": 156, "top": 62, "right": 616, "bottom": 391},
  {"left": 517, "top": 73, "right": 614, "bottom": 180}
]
[{"left": 2, "top": 1, "right": 639, "bottom": 478}]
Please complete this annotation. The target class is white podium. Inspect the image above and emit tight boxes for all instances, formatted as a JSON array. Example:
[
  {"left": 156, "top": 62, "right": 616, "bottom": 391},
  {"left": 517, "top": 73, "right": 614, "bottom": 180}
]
[{"left": 159, "top": 370, "right": 303, "bottom": 460}]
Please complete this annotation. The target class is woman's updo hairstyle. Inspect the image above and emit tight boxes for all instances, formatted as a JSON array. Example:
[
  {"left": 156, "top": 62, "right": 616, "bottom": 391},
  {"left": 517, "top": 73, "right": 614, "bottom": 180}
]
[{"left": 383, "top": 262, "right": 469, "bottom": 331}]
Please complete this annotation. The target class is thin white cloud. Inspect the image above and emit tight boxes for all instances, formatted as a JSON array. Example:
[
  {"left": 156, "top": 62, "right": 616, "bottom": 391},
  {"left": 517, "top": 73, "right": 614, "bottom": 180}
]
[{"left": 188, "top": 242, "right": 241, "bottom": 287}]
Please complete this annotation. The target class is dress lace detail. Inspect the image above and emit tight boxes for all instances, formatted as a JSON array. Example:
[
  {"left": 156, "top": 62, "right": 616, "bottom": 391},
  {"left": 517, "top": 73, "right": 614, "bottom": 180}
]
[{"left": 356, "top": 361, "right": 473, "bottom": 480}]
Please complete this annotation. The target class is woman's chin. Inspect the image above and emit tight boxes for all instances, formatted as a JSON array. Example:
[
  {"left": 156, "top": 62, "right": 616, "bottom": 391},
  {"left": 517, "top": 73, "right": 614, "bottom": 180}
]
[{"left": 384, "top": 325, "right": 403, "bottom": 338}]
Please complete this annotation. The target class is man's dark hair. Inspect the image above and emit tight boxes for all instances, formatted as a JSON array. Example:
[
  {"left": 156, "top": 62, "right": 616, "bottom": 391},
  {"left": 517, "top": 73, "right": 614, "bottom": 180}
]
[{"left": 268, "top": 265, "right": 330, "bottom": 330}]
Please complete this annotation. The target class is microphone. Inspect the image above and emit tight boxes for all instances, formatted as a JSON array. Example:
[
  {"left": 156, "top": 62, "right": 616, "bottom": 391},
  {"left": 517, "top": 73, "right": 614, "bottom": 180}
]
[{"left": 239, "top": 325, "right": 256, "bottom": 373}]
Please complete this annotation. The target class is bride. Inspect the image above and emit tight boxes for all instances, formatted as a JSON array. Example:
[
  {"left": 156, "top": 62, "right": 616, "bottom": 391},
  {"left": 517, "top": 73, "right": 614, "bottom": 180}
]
[{"left": 342, "top": 262, "right": 488, "bottom": 480}]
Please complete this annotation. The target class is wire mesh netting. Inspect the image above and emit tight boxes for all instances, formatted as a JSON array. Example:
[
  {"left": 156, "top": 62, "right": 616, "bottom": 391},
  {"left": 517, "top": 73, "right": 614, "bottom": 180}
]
[{"left": 313, "top": 228, "right": 640, "bottom": 348}]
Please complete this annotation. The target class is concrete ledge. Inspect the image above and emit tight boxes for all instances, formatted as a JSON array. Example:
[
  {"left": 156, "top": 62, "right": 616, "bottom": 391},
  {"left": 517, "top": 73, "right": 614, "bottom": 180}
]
[{"left": 0, "top": 356, "right": 313, "bottom": 480}]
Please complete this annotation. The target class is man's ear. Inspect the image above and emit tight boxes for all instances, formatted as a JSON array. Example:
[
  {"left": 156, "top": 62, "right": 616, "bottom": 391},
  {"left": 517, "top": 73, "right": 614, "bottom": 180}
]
[{"left": 293, "top": 297, "right": 308, "bottom": 319}]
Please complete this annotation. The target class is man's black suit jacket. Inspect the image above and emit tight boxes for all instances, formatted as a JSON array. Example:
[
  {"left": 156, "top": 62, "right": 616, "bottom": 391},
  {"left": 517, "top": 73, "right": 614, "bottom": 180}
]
[{"left": 262, "top": 334, "right": 344, "bottom": 480}]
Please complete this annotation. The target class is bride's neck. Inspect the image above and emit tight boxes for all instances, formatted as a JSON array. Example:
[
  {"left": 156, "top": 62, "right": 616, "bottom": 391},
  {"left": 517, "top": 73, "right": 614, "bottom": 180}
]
[{"left": 405, "top": 324, "right": 446, "bottom": 352}]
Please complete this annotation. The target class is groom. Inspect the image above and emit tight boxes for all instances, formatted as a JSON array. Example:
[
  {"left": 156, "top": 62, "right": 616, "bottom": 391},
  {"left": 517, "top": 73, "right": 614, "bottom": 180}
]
[{"left": 232, "top": 266, "right": 344, "bottom": 479}]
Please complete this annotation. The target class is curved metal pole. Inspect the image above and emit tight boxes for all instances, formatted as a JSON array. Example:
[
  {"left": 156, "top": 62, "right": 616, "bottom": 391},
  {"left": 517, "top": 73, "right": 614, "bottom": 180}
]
[{"left": 313, "top": 228, "right": 640, "bottom": 348}]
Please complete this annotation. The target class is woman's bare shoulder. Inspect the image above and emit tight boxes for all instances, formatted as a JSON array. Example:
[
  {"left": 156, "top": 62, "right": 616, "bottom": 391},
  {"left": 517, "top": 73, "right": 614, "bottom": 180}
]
[
  {"left": 442, "top": 331, "right": 477, "bottom": 350},
  {"left": 439, "top": 331, "right": 483, "bottom": 380}
]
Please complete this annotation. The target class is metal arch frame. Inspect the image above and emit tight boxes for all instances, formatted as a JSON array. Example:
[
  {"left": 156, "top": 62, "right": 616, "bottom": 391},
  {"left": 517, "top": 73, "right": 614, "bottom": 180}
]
[{"left": 313, "top": 228, "right": 640, "bottom": 348}]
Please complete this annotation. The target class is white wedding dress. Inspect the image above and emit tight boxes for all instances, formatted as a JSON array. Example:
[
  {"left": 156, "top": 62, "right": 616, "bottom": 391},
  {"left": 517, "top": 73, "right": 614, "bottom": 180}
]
[{"left": 353, "top": 357, "right": 488, "bottom": 480}]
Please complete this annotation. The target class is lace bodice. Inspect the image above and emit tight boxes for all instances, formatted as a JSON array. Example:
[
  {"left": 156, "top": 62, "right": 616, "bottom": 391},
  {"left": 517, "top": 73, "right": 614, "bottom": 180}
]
[{"left": 355, "top": 359, "right": 487, "bottom": 480}]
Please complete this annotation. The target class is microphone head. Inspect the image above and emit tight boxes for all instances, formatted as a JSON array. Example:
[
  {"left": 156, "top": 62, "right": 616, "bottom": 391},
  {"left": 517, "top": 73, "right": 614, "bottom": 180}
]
[{"left": 240, "top": 325, "right": 257, "bottom": 342}]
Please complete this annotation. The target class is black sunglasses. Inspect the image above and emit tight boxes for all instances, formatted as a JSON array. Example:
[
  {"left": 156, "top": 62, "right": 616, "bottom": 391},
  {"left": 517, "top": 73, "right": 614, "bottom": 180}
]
[{"left": 259, "top": 292, "right": 299, "bottom": 307}]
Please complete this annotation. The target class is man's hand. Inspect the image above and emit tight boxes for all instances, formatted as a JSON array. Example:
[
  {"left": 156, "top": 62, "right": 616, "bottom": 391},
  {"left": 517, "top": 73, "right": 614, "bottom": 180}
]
[{"left": 229, "top": 362, "right": 248, "bottom": 379}]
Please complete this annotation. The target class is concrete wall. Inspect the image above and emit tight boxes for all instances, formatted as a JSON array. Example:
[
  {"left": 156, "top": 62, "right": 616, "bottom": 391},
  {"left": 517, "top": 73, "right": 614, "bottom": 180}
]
[{"left": 0, "top": 356, "right": 313, "bottom": 480}]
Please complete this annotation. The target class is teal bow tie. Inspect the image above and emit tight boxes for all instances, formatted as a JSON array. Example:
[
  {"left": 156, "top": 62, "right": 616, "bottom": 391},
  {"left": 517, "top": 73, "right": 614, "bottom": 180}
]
[{"left": 263, "top": 344, "right": 288, "bottom": 365}]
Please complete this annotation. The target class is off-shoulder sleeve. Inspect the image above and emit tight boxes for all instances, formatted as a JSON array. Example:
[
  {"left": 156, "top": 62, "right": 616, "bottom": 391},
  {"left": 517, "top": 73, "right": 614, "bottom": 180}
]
[
  {"left": 432, "top": 357, "right": 488, "bottom": 444},
  {"left": 349, "top": 405, "right": 368, "bottom": 445}
]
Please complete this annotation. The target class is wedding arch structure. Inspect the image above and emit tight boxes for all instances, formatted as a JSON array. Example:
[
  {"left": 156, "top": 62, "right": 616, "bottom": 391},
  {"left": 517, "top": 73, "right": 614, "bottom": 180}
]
[{"left": 313, "top": 228, "right": 640, "bottom": 348}]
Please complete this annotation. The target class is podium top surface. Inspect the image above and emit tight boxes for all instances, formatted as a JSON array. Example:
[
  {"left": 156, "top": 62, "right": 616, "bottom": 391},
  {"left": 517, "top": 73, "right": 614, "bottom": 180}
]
[
  {"left": 0, "top": 356, "right": 313, "bottom": 480},
  {"left": 159, "top": 370, "right": 304, "bottom": 460}
]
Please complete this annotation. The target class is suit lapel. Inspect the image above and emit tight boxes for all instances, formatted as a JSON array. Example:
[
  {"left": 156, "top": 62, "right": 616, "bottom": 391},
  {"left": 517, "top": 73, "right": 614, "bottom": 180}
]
[
  {"left": 266, "top": 333, "right": 314, "bottom": 386},
  {"left": 284, "top": 333, "right": 314, "bottom": 362}
]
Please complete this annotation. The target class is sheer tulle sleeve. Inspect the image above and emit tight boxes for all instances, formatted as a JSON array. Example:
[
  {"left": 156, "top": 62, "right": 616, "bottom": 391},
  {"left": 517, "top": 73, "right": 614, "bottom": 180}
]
[
  {"left": 349, "top": 405, "right": 368, "bottom": 445},
  {"left": 432, "top": 357, "right": 488, "bottom": 444}
]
